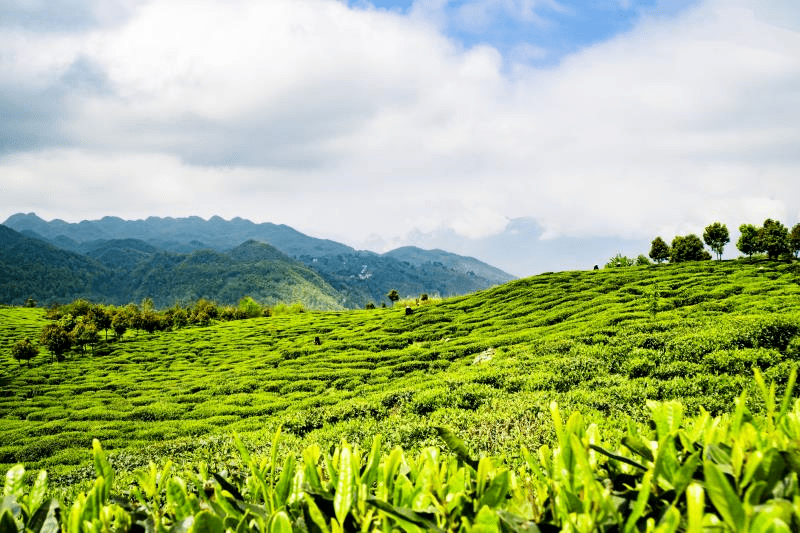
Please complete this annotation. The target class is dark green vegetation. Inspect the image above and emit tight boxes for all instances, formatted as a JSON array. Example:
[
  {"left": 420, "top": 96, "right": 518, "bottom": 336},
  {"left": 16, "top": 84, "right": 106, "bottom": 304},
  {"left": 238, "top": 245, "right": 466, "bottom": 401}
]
[
  {"left": 2, "top": 258, "right": 800, "bottom": 504},
  {"left": 1, "top": 214, "right": 514, "bottom": 309}
]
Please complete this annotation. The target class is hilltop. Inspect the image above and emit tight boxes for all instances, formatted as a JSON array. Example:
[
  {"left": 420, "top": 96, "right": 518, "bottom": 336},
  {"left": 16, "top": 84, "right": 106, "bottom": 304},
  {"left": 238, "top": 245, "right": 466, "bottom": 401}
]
[
  {"left": 2, "top": 213, "right": 516, "bottom": 308},
  {"left": 1, "top": 258, "right": 799, "bottom": 488}
]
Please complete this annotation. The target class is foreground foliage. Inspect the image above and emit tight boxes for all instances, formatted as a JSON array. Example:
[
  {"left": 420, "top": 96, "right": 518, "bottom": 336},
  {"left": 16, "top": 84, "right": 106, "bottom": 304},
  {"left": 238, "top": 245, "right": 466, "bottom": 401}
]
[{"left": 3, "top": 371, "right": 800, "bottom": 532}]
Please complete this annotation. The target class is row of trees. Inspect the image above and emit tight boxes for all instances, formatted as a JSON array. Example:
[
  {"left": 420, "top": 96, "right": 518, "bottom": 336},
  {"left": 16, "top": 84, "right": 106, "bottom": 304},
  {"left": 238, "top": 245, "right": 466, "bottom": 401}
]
[
  {"left": 644, "top": 219, "right": 800, "bottom": 265},
  {"left": 12, "top": 296, "right": 272, "bottom": 365}
]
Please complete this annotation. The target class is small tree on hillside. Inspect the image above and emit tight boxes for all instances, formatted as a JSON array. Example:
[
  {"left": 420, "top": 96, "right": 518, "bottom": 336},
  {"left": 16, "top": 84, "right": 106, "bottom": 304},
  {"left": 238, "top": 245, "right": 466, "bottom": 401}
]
[
  {"left": 73, "top": 321, "right": 99, "bottom": 355},
  {"left": 670, "top": 234, "right": 711, "bottom": 262},
  {"left": 87, "top": 305, "right": 112, "bottom": 341},
  {"left": 736, "top": 224, "right": 761, "bottom": 257},
  {"left": 759, "top": 219, "right": 791, "bottom": 260},
  {"left": 605, "top": 254, "right": 634, "bottom": 268},
  {"left": 11, "top": 338, "right": 38, "bottom": 365},
  {"left": 387, "top": 289, "right": 400, "bottom": 306},
  {"left": 238, "top": 296, "right": 263, "bottom": 318},
  {"left": 790, "top": 223, "right": 800, "bottom": 258},
  {"left": 111, "top": 310, "right": 129, "bottom": 340},
  {"left": 39, "top": 324, "right": 73, "bottom": 362},
  {"left": 649, "top": 237, "right": 670, "bottom": 264},
  {"left": 703, "top": 222, "right": 729, "bottom": 260}
]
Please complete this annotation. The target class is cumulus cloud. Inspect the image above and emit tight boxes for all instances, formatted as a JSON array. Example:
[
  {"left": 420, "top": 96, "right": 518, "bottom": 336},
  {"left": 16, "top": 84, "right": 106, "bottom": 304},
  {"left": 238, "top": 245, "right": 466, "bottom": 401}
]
[{"left": 1, "top": 0, "right": 799, "bottom": 258}]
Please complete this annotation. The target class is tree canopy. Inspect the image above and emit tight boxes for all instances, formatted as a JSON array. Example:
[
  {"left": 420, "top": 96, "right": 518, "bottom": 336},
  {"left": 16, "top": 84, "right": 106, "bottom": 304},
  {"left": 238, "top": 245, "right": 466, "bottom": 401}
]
[
  {"left": 703, "top": 222, "right": 729, "bottom": 260},
  {"left": 790, "top": 223, "right": 800, "bottom": 258},
  {"left": 736, "top": 224, "right": 761, "bottom": 257},
  {"left": 649, "top": 237, "right": 670, "bottom": 264},
  {"left": 759, "top": 219, "right": 791, "bottom": 260},
  {"left": 670, "top": 234, "right": 711, "bottom": 263}
]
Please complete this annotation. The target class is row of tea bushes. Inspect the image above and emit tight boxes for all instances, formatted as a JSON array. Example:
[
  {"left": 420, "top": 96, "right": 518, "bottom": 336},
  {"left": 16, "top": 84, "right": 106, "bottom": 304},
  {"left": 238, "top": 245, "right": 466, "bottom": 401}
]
[{"left": 3, "top": 370, "right": 800, "bottom": 532}]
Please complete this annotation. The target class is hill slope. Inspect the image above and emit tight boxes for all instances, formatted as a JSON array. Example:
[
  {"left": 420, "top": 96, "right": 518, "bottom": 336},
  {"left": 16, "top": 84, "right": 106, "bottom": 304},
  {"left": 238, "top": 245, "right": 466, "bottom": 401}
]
[{"left": 1, "top": 259, "right": 799, "bottom": 483}]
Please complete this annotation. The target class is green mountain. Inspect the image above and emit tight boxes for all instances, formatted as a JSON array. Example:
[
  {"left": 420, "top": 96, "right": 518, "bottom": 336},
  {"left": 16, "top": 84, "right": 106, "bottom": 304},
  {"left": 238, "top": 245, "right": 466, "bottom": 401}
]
[
  {"left": 3, "top": 213, "right": 516, "bottom": 306},
  {"left": 0, "top": 224, "right": 113, "bottom": 305},
  {"left": 124, "top": 241, "right": 344, "bottom": 309},
  {"left": 0, "top": 226, "right": 344, "bottom": 309}
]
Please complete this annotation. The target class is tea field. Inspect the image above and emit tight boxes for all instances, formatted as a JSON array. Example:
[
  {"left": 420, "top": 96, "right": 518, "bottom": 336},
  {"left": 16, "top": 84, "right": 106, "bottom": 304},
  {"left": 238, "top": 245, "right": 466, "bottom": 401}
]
[{"left": 2, "top": 259, "right": 800, "bottom": 498}]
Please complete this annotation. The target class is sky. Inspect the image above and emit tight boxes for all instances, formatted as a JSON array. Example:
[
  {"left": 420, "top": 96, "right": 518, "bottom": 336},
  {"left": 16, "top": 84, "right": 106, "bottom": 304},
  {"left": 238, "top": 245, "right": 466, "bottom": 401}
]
[{"left": 1, "top": 0, "right": 799, "bottom": 276}]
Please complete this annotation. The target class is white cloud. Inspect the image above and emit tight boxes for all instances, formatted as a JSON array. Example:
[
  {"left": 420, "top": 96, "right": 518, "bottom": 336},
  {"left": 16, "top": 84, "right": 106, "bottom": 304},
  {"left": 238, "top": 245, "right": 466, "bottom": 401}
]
[{"left": 1, "top": 0, "right": 799, "bottom": 258}]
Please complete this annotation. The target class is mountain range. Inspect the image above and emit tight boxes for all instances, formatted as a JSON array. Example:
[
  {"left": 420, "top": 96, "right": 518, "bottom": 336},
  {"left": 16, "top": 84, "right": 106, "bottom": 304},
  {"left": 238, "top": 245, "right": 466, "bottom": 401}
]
[{"left": 0, "top": 213, "right": 515, "bottom": 309}]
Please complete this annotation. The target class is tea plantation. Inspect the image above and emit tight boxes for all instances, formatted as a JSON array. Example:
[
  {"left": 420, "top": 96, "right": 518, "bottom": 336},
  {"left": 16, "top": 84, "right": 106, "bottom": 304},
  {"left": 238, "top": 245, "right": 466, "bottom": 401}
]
[{"left": 2, "top": 259, "right": 800, "bottom": 531}]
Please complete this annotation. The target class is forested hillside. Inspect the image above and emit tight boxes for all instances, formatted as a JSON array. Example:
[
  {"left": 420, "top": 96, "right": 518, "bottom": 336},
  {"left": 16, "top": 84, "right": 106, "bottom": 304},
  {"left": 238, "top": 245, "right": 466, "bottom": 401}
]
[
  {"left": 2, "top": 214, "right": 515, "bottom": 307},
  {"left": 0, "top": 227, "right": 343, "bottom": 309}
]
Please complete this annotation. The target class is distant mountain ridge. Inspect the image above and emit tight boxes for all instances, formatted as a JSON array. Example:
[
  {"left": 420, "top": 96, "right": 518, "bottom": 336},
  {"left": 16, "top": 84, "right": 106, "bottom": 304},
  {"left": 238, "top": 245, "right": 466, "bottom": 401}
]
[
  {"left": 0, "top": 225, "right": 345, "bottom": 309},
  {"left": 2, "top": 213, "right": 516, "bottom": 308}
]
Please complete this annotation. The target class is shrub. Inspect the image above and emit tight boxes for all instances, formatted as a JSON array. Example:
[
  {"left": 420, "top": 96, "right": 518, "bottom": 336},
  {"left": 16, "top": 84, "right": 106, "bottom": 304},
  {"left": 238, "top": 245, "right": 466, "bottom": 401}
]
[{"left": 11, "top": 338, "right": 38, "bottom": 365}]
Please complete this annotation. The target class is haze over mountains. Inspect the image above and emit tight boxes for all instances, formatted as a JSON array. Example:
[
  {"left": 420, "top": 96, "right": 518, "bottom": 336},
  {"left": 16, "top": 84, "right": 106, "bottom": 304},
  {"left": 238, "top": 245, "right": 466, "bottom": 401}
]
[{"left": 0, "top": 213, "right": 515, "bottom": 308}]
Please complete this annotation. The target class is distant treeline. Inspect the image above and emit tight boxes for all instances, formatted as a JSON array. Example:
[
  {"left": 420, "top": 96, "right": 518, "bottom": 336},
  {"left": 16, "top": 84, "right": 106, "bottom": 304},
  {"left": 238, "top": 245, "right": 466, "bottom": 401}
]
[
  {"left": 606, "top": 219, "right": 800, "bottom": 268},
  {"left": 10, "top": 296, "right": 305, "bottom": 365}
]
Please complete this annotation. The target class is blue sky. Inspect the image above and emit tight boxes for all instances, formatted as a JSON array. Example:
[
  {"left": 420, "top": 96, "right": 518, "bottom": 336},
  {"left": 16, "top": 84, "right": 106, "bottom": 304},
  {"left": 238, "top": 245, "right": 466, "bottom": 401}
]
[
  {"left": 357, "top": 0, "right": 700, "bottom": 67},
  {"left": 1, "top": 0, "right": 798, "bottom": 276}
]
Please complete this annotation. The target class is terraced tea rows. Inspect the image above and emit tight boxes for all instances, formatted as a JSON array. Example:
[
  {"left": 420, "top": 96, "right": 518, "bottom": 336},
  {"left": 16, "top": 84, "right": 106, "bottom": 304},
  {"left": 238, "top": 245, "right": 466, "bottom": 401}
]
[{"left": 1, "top": 259, "right": 800, "bottom": 494}]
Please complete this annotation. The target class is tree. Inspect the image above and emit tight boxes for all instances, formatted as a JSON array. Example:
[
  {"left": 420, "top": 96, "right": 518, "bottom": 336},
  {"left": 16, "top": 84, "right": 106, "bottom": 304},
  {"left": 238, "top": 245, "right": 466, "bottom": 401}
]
[
  {"left": 87, "top": 305, "right": 112, "bottom": 341},
  {"left": 387, "top": 289, "right": 400, "bottom": 306},
  {"left": 790, "top": 223, "right": 800, "bottom": 258},
  {"left": 736, "top": 224, "right": 761, "bottom": 257},
  {"left": 111, "top": 310, "right": 129, "bottom": 340},
  {"left": 703, "top": 222, "right": 729, "bottom": 260},
  {"left": 759, "top": 219, "right": 790, "bottom": 260},
  {"left": 649, "top": 237, "right": 670, "bottom": 264},
  {"left": 39, "top": 324, "right": 73, "bottom": 362},
  {"left": 238, "top": 296, "right": 263, "bottom": 319},
  {"left": 73, "top": 321, "right": 99, "bottom": 355},
  {"left": 605, "top": 254, "right": 634, "bottom": 268},
  {"left": 11, "top": 338, "right": 38, "bottom": 365},
  {"left": 635, "top": 254, "right": 651, "bottom": 266},
  {"left": 670, "top": 234, "right": 711, "bottom": 263}
]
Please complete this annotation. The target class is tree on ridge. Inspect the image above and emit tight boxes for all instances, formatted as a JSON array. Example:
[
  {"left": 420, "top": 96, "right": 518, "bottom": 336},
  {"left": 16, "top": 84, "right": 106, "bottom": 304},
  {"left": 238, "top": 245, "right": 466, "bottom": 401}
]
[
  {"left": 703, "top": 222, "right": 729, "bottom": 260},
  {"left": 736, "top": 224, "right": 760, "bottom": 257},
  {"left": 649, "top": 237, "right": 670, "bottom": 264}
]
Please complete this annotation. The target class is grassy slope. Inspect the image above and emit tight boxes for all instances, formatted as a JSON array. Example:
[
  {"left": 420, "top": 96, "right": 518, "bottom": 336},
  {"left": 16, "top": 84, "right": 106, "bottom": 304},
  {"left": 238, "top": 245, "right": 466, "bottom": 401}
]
[{"left": 1, "top": 259, "right": 799, "bottom": 492}]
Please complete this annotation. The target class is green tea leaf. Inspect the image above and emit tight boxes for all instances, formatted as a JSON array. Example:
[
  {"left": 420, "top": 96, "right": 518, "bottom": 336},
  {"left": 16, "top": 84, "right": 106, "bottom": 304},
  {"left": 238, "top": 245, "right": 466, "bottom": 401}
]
[
  {"left": 623, "top": 470, "right": 652, "bottom": 533},
  {"left": 365, "top": 497, "right": 445, "bottom": 533},
  {"left": 27, "top": 498, "right": 60, "bottom": 533},
  {"left": 167, "top": 478, "right": 194, "bottom": 521},
  {"left": 211, "top": 473, "right": 244, "bottom": 502},
  {"left": 27, "top": 470, "right": 48, "bottom": 518},
  {"left": 3, "top": 466, "right": 24, "bottom": 498},
  {"left": 653, "top": 506, "right": 680, "bottom": 533},
  {"left": 275, "top": 455, "right": 296, "bottom": 508},
  {"left": 703, "top": 460, "right": 745, "bottom": 532},
  {"left": 333, "top": 445, "right": 353, "bottom": 525},
  {"left": 360, "top": 435, "right": 382, "bottom": 488},
  {"left": 435, "top": 427, "right": 478, "bottom": 471},
  {"left": 478, "top": 471, "right": 509, "bottom": 509},
  {"left": 192, "top": 510, "right": 225, "bottom": 533},
  {"left": 302, "top": 493, "right": 331, "bottom": 533},
  {"left": 268, "top": 511, "right": 292, "bottom": 533},
  {"left": 621, "top": 435, "right": 654, "bottom": 463},
  {"left": 589, "top": 445, "right": 647, "bottom": 471},
  {"left": 0, "top": 509, "right": 18, "bottom": 533},
  {"left": 686, "top": 483, "right": 704, "bottom": 533}
]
